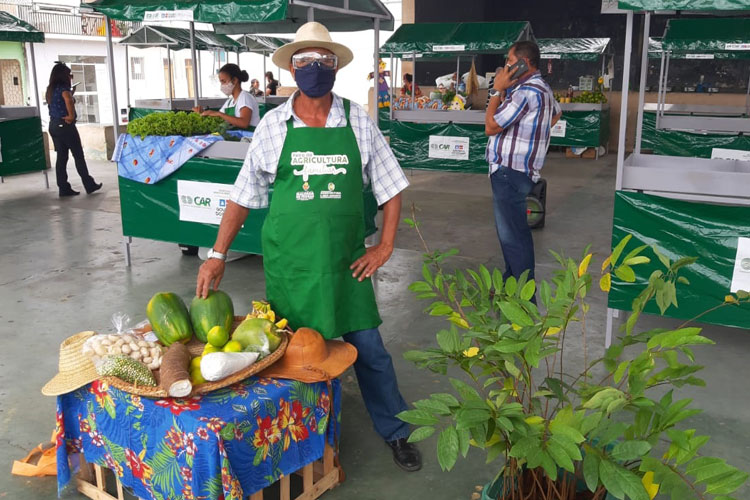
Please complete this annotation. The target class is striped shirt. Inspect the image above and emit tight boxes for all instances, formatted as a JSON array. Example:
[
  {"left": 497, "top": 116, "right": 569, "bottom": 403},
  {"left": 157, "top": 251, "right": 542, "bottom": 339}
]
[
  {"left": 230, "top": 91, "right": 409, "bottom": 209},
  {"left": 485, "top": 72, "right": 560, "bottom": 181}
]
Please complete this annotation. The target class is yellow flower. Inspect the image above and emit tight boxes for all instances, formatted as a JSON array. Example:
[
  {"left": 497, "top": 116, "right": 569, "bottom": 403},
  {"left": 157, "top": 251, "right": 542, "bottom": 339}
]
[
  {"left": 598, "top": 76, "right": 604, "bottom": 85},
  {"left": 463, "top": 347, "right": 479, "bottom": 358},
  {"left": 641, "top": 471, "right": 659, "bottom": 500}
]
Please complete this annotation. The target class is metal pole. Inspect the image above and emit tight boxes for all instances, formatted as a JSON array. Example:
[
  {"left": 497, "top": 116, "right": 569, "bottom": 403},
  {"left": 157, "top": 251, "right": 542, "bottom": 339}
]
[
  {"left": 615, "top": 10, "right": 633, "bottom": 192},
  {"left": 124, "top": 44, "right": 130, "bottom": 108},
  {"left": 189, "top": 22, "right": 199, "bottom": 107},
  {"left": 197, "top": 50, "right": 202, "bottom": 98},
  {"left": 455, "top": 55, "right": 460, "bottom": 91},
  {"left": 167, "top": 47, "right": 173, "bottom": 104},
  {"left": 659, "top": 51, "right": 671, "bottom": 127},
  {"left": 410, "top": 51, "right": 416, "bottom": 110},
  {"left": 105, "top": 17, "right": 121, "bottom": 137},
  {"left": 656, "top": 50, "right": 665, "bottom": 129},
  {"left": 373, "top": 18, "right": 380, "bottom": 124},
  {"left": 307, "top": 7, "right": 314, "bottom": 22},
  {"left": 389, "top": 53, "right": 394, "bottom": 121},
  {"left": 263, "top": 51, "right": 267, "bottom": 102},
  {"left": 634, "top": 12, "right": 650, "bottom": 155},
  {"left": 28, "top": 42, "right": 48, "bottom": 188}
]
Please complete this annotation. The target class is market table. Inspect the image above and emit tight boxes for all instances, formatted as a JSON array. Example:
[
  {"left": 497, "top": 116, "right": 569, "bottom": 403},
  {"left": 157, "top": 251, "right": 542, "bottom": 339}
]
[{"left": 56, "top": 377, "right": 341, "bottom": 500}]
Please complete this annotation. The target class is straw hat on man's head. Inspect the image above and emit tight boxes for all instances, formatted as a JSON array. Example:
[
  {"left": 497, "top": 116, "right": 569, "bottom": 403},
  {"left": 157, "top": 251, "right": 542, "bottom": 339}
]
[
  {"left": 272, "top": 22, "right": 354, "bottom": 70},
  {"left": 42, "top": 331, "right": 100, "bottom": 396}
]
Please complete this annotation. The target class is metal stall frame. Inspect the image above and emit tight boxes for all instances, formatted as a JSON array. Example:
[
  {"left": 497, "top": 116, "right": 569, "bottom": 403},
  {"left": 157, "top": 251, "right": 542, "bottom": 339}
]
[{"left": 605, "top": 2, "right": 750, "bottom": 347}]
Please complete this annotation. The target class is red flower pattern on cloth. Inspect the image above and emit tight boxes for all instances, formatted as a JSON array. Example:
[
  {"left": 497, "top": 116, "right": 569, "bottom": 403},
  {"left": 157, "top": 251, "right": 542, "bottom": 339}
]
[
  {"left": 278, "top": 399, "right": 310, "bottom": 449},
  {"left": 155, "top": 396, "right": 201, "bottom": 415},
  {"left": 199, "top": 416, "right": 226, "bottom": 433},
  {"left": 252, "top": 415, "right": 281, "bottom": 461},
  {"left": 125, "top": 448, "right": 153, "bottom": 481}
]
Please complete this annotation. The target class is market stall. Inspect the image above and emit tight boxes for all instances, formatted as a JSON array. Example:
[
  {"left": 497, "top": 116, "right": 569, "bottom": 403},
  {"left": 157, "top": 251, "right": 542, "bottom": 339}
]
[
  {"left": 234, "top": 34, "right": 292, "bottom": 117},
  {"left": 379, "top": 21, "right": 534, "bottom": 173},
  {"left": 119, "top": 25, "right": 242, "bottom": 121},
  {"left": 0, "top": 11, "right": 48, "bottom": 186},
  {"left": 605, "top": 1, "right": 750, "bottom": 346},
  {"left": 537, "top": 37, "right": 611, "bottom": 156},
  {"left": 639, "top": 19, "right": 750, "bottom": 158},
  {"left": 89, "top": 0, "right": 393, "bottom": 265}
]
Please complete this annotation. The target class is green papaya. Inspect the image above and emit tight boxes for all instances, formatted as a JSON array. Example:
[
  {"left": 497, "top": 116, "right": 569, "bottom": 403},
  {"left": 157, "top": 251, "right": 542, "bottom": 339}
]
[
  {"left": 189, "top": 290, "right": 234, "bottom": 342},
  {"left": 146, "top": 292, "right": 193, "bottom": 346}
]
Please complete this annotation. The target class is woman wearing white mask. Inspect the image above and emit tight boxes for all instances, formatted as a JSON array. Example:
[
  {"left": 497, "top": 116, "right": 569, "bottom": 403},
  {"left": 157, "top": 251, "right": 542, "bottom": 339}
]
[{"left": 194, "top": 63, "right": 259, "bottom": 130}]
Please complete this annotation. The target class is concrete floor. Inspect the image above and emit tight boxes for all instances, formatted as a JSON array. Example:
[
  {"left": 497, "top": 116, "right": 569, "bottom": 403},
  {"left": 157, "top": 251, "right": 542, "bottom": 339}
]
[{"left": 1, "top": 153, "right": 748, "bottom": 499}]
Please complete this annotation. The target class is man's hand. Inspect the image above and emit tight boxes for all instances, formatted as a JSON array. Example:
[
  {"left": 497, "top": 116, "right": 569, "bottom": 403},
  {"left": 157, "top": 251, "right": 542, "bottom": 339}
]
[
  {"left": 493, "top": 64, "right": 518, "bottom": 93},
  {"left": 196, "top": 258, "right": 226, "bottom": 298},
  {"left": 350, "top": 243, "right": 394, "bottom": 282}
]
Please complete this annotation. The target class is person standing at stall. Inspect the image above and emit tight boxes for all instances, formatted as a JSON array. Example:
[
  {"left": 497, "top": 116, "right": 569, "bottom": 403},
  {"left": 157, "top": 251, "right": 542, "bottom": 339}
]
[
  {"left": 196, "top": 22, "right": 421, "bottom": 472},
  {"left": 46, "top": 62, "right": 102, "bottom": 197},
  {"left": 485, "top": 41, "right": 561, "bottom": 285},
  {"left": 265, "top": 71, "right": 279, "bottom": 96},
  {"left": 250, "top": 78, "right": 265, "bottom": 97},
  {"left": 400, "top": 73, "right": 422, "bottom": 98},
  {"left": 193, "top": 63, "right": 259, "bottom": 130}
]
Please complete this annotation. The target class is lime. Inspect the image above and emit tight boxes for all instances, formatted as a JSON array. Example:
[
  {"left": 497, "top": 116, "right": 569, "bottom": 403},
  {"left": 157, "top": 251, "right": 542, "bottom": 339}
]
[
  {"left": 191, "top": 367, "right": 206, "bottom": 385},
  {"left": 190, "top": 356, "right": 202, "bottom": 371},
  {"left": 207, "top": 325, "right": 230, "bottom": 348},
  {"left": 203, "top": 343, "right": 221, "bottom": 355},
  {"left": 223, "top": 340, "right": 243, "bottom": 353}
]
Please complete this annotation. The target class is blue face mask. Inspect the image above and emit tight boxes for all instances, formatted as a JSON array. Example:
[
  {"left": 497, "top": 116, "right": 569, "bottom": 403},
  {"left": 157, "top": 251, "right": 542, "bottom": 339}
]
[{"left": 294, "top": 63, "right": 336, "bottom": 98}]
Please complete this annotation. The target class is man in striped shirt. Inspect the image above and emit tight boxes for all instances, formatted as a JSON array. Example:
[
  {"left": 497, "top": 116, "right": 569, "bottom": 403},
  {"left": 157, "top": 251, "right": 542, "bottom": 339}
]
[{"left": 485, "top": 41, "right": 561, "bottom": 286}]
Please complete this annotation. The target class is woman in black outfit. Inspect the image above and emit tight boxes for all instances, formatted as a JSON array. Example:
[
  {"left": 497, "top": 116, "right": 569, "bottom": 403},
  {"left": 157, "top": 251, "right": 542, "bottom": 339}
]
[
  {"left": 265, "top": 71, "right": 279, "bottom": 96},
  {"left": 46, "top": 62, "right": 101, "bottom": 197}
]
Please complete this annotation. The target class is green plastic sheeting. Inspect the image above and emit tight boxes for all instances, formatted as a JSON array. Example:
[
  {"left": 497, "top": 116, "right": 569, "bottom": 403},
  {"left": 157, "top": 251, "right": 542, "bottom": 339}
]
[
  {"left": 119, "top": 156, "right": 378, "bottom": 254},
  {"left": 537, "top": 38, "right": 610, "bottom": 61},
  {"left": 550, "top": 109, "right": 610, "bottom": 148},
  {"left": 609, "top": 191, "right": 750, "bottom": 330},
  {"left": 378, "top": 107, "right": 390, "bottom": 135},
  {"left": 647, "top": 36, "right": 750, "bottom": 59},
  {"left": 128, "top": 102, "right": 280, "bottom": 122},
  {"left": 380, "top": 22, "right": 532, "bottom": 57},
  {"left": 213, "top": 0, "right": 394, "bottom": 34},
  {"left": 119, "top": 26, "right": 241, "bottom": 51},
  {"left": 389, "top": 121, "right": 487, "bottom": 173},
  {"left": 90, "top": 0, "right": 286, "bottom": 23},
  {"left": 640, "top": 111, "right": 750, "bottom": 158},
  {"left": 618, "top": 0, "right": 750, "bottom": 10},
  {"left": 662, "top": 18, "right": 750, "bottom": 54},
  {"left": 0, "top": 116, "right": 47, "bottom": 176},
  {"left": 0, "top": 11, "right": 44, "bottom": 43},
  {"left": 236, "top": 34, "right": 290, "bottom": 53}
]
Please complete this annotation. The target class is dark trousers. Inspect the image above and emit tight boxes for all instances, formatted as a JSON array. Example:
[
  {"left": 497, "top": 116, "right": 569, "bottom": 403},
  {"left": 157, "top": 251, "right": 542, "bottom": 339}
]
[
  {"left": 48, "top": 119, "right": 96, "bottom": 193},
  {"left": 490, "top": 166, "right": 536, "bottom": 283},
  {"left": 341, "top": 327, "right": 410, "bottom": 442}
]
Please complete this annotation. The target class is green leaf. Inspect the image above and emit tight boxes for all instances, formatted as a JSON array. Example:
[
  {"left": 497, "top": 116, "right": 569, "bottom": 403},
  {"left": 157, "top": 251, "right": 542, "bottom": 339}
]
[
  {"left": 621, "top": 244, "right": 648, "bottom": 264},
  {"left": 583, "top": 451, "right": 600, "bottom": 492},
  {"left": 499, "top": 302, "right": 533, "bottom": 326},
  {"left": 549, "top": 421, "right": 585, "bottom": 444},
  {"left": 479, "top": 265, "right": 492, "bottom": 290},
  {"left": 540, "top": 281, "right": 552, "bottom": 307},
  {"left": 436, "top": 329, "right": 460, "bottom": 353},
  {"left": 599, "top": 459, "right": 650, "bottom": 500},
  {"left": 624, "top": 256, "right": 650, "bottom": 266},
  {"left": 413, "top": 398, "right": 451, "bottom": 416},
  {"left": 492, "top": 269, "right": 504, "bottom": 292},
  {"left": 450, "top": 378, "right": 482, "bottom": 401},
  {"left": 505, "top": 360, "right": 521, "bottom": 378},
  {"left": 687, "top": 456, "right": 749, "bottom": 494},
  {"left": 547, "top": 437, "right": 575, "bottom": 472},
  {"left": 613, "top": 360, "right": 630, "bottom": 384},
  {"left": 430, "top": 304, "right": 453, "bottom": 316},
  {"left": 422, "top": 263, "right": 433, "bottom": 285},
  {"left": 610, "top": 440, "right": 651, "bottom": 461},
  {"left": 520, "top": 281, "right": 536, "bottom": 301},
  {"left": 408, "top": 281, "right": 433, "bottom": 293},
  {"left": 610, "top": 235, "right": 633, "bottom": 267},
  {"left": 407, "top": 426, "right": 435, "bottom": 443},
  {"left": 457, "top": 428, "right": 471, "bottom": 457},
  {"left": 456, "top": 408, "right": 492, "bottom": 430},
  {"left": 431, "top": 393, "right": 460, "bottom": 407},
  {"left": 437, "top": 427, "right": 459, "bottom": 471},
  {"left": 615, "top": 264, "right": 636, "bottom": 283},
  {"left": 396, "top": 409, "right": 439, "bottom": 426},
  {"left": 505, "top": 276, "right": 518, "bottom": 296}
]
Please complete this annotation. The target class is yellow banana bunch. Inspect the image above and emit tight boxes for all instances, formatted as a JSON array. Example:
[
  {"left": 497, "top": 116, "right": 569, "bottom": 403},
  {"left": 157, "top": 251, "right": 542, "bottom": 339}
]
[{"left": 246, "top": 300, "right": 288, "bottom": 329}]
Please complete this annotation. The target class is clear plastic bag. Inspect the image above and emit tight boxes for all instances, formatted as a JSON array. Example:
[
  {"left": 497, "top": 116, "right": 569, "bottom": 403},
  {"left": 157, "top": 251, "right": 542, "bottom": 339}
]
[{"left": 81, "top": 312, "right": 164, "bottom": 370}]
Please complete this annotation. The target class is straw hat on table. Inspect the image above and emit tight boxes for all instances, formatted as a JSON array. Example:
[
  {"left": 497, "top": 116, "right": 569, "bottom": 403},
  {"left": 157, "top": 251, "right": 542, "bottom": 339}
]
[
  {"left": 42, "top": 331, "right": 100, "bottom": 396},
  {"left": 272, "top": 21, "right": 354, "bottom": 70}
]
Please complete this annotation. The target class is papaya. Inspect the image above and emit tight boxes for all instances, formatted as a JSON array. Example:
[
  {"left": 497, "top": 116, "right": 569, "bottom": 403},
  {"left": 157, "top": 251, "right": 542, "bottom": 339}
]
[
  {"left": 189, "top": 290, "right": 234, "bottom": 342},
  {"left": 146, "top": 292, "right": 193, "bottom": 346}
]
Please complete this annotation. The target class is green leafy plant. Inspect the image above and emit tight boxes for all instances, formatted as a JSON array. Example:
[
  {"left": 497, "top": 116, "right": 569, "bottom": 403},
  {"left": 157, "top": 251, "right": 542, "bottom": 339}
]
[
  {"left": 399, "top": 208, "right": 749, "bottom": 500},
  {"left": 127, "top": 111, "right": 226, "bottom": 139}
]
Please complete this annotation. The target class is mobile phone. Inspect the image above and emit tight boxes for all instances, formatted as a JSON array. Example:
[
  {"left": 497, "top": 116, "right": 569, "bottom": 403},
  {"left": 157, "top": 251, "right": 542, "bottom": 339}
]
[
  {"left": 72, "top": 82, "right": 81, "bottom": 92},
  {"left": 507, "top": 59, "right": 529, "bottom": 80}
]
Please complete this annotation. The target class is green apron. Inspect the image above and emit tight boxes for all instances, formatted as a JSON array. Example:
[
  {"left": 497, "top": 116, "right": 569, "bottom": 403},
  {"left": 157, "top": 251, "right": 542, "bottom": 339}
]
[
  {"left": 261, "top": 99, "right": 382, "bottom": 339},
  {"left": 224, "top": 102, "right": 255, "bottom": 132}
]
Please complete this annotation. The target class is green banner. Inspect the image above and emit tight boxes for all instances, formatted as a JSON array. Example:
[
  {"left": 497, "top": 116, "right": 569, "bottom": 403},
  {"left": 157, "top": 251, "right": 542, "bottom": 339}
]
[
  {"left": 389, "top": 120, "right": 488, "bottom": 173},
  {"left": 549, "top": 109, "right": 609, "bottom": 148},
  {"left": 119, "top": 156, "right": 378, "bottom": 254},
  {"left": 0, "top": 116, "right": 47, "bottom": 176},
  {"left": 609, "top": 191, "right": 750, "bottom": 330},
  {"left": 641, "top": 112, "right": 750, "bottom": 158}
]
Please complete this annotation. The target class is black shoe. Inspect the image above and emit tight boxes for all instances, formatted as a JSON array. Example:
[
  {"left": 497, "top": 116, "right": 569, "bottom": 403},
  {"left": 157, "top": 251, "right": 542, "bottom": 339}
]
[
  {"left": 59, "top": 189, "right": 80, "bottom": 197},
  {"left": 387, "top": 438, "right": 422, "bottom": 472},
  {"left": 86, "top": 182, "right": 103, "bottom": 194}
]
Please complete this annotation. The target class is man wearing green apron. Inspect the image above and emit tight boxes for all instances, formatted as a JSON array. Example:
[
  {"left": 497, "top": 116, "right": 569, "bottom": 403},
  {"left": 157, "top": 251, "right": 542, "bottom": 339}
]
[{"left": 196, "top": 22, "right": 421, "bottom": 472}]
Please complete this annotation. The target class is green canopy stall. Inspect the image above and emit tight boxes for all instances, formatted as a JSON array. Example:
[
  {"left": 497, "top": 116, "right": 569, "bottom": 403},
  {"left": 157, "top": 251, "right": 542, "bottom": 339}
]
[
  {"left": 537, "top": 37, "right": 612, "bottom": 155},
  {"left": 605, "top": 1, "right": 750, "bottom": 346},
  {"left": 88, "top": 0, "right": 393, "bottom": 266},
  {"left": 639, "top": 19, "right": 750, "bottom": 158},
  {"left": 0, "top": 11, "right": 48, "bottom": 186},
  {"left": 234, "top": 34, "right": 291, "bottom": 117},
  {"left": 379, "top": 21, "right": 533, "bottom": 173}
]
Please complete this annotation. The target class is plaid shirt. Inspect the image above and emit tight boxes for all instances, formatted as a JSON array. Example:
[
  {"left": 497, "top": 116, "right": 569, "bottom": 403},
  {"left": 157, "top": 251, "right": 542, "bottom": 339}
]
[
  {"left": 485, "top": 72, "right": 560, "bottom": 180},
  {"left": 230, "top": 91, "right": 409, "bottom": 209}
]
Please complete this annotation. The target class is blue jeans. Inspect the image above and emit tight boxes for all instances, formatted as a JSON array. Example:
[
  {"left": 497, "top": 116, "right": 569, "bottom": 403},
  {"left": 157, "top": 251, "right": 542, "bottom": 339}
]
[
  {"left": 341, "top": 327, "right": 410, "bottom": 442},
  {"left": 490, "top": 167, "right": 536, "bottom": 282}
]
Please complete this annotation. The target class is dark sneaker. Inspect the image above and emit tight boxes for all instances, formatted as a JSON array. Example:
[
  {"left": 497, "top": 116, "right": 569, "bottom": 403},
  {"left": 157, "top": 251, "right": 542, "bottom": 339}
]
[
  {"left": 86, "top": 182, "right": 103, "bottom": 194},
  {"left": 59, "top": 189, "right": 80, "bottom": 197}
]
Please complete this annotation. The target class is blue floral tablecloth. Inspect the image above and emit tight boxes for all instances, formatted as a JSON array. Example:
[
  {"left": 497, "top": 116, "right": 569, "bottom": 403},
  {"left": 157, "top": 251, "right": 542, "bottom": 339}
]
[{"left": 56, "top": 377, "right": 341, "bottom": 500}]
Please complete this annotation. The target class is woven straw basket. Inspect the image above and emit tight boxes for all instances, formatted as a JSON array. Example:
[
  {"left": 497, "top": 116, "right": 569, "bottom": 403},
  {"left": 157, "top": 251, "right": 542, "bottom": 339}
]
[{"left": 102, "top": 316, "right": 289, "bottom": 398}]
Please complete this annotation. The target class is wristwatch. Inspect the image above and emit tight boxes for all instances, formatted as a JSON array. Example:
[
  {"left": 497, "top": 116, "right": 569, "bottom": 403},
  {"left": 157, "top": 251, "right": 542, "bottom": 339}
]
[
  {"left": 206, "top": 248, "right": 227, "bottom": 261},
  {"left": 488, "top": 89, "right": 501, "bottom": 98}
]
